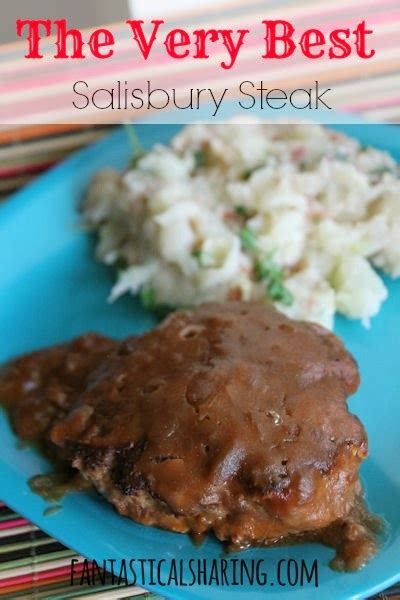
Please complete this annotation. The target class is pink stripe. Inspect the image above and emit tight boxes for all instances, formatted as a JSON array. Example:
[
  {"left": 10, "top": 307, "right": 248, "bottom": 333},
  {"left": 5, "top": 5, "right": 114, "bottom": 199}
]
[
  {"left": 343, "top": 95, "right": 400, "bottom": 111},
  {"left": 0, "top": 518, "right": 29, "bottom": 530},
  {"left": 0, "top": 562, "right": 89, "bottom": 588}
]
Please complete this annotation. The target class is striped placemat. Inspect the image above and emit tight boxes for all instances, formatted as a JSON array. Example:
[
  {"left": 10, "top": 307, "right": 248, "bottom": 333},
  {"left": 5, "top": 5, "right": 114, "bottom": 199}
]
[
  {"left": 0, "top": 0, "right": 399, "bottom": 192},
  {"left": 0, "top": 0, "right": 399, "bottom": 124},
  {"left": 0, "top": 503, "right": 158, "bottom": 599},
  {"left": 0, "top": 501, "right": 398, "bottom": 599},
  {"left": 0, "top": 125, "right": 114, "bottom": 198}
]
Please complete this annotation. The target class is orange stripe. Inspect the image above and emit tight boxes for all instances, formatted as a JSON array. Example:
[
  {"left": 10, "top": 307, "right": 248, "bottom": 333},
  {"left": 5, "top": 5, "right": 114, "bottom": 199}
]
[
  {"left": 0, "top": 574, "right": 72, "bottom": 595},
  {"left": 0, "top": 124, "right": 94, "bottom": 145}
]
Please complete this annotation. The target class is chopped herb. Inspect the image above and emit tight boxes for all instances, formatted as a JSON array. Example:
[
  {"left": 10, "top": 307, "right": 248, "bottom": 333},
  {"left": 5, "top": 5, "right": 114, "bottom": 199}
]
[
  {"left": 267, "top": 280, "right": 294, "bottom": 305},
  {"left": 139, "top": 286, "right": 157, "bottom": 310},
  {"left": 193, "top": 149, "right": 206, "bottom": 168},
  {"left": 333, "top": 150, "right": 349, "bottom": 162},
  {"left": 192, "top": 247, "right": 212, "bottom": 268},
  {"left": 239, "top": 227, "right": 258, "bottom": 251},
  {"left": 359, "top": 144, "right": 369, "bottom": 152},
  {"left": 298, "top": 160, "right": 310, "bottom": 171},
  {"left": 255, "top": 256, "right": 281, "bottom": 281},
  {"left": 242, "top": 167, "right": 253, "bottom": 181},
  {"left": 370, "top": 165, "right": 395, "bottom": 177},
  {"left": 114, "top": 256, "right": 128, "bottom": 272},
  {"left": 235, "top": 205, "right": 250, "bottom": 218},
  {"left": 192, "top": 247, "right": 205, "bottom": 266},
  {"left": 124, "top": 123, "right": 145, "bottom": 168},
  {"left": 255, "top": 256, "right": 293, "bottom": 306}
]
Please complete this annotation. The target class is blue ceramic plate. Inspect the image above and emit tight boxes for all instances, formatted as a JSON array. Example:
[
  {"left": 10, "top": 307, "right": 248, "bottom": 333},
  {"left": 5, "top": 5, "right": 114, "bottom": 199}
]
[{"left": 0, "top": 122, "right": 399, "bottom": 600}]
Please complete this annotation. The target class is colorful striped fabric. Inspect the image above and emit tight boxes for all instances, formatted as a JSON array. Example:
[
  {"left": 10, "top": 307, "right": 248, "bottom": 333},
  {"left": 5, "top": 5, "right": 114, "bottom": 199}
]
[
  {"left": 0, "top": 125, "right": 114, "bottom": 198},
  {"left": 0, "top": 0, "right": 399, "bottom": 193},
  {"left": 0, "top": 0, "right": 399, "bottom": 125},
  {"left": 0, "top": 500, "right": 398, "bottom": 599},
  {"left": 0, "top": 504, "right": 158, "bottom": 599}
]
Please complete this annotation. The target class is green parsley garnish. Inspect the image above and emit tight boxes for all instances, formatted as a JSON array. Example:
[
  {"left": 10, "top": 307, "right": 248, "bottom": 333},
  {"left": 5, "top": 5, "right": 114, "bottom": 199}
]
[
  {"left": 255, "top": 256, "right": 293, "bottom": 306},
  {"left": 114, "top": 256, "right": 128, "bottom": 272},
  {"left": 267, "top": 280, "right": 293, "bottom": 305},
  {"left": 192, "top": 247, "right": 205, "bottom": 266},
  {"left": 192, "top": 248, "right": 202, "bottom": 260},
  {"left": 192, "top": 247, "right": 213, "bottom": 268},
  {"left": 139, "top": 285, "right": 157, "bottom": 310},
  {"left": 333, "top": 150, "right": 349, "bottom": 162},
  {"left": 193, "top": 149, "right": 206, "bottom": 169},
  {"left": 370, "top": 165, "right": 395, "bottom": 177},
  {"left": 235, "top": 205, "right": 250, "bottom": 218},
  {"left": 255, "top": 256, "right": 281, "bottom": 281},
  {"left": 242, "top": 165, "right": 262, "bottom": 180},
  {"left": 124, "top": 123, "right": 145, "bottom": 168},
  {"left": 239, "top": 227, "right": 258, "bottom": 251},
  {"left": 298, "top": 160, "right": 309, "bottom": 172}
]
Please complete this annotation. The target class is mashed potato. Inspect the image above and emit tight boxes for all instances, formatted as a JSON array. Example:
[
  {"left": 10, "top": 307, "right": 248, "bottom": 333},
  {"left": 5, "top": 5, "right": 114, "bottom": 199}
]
[{"left": 83, "top": 122, "right": 399, "bottom": 329}]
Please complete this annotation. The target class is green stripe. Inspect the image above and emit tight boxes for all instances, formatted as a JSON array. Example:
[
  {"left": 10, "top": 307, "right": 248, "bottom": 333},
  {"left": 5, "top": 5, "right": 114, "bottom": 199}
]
[
  {"left": 47, "top": 583, "right": 141, "bottom": 599},
  {"left": 0, "top": 535, "right": 54, "bottom": 554},
  {"left": 0, "top": 548, "right": 75, "bottom": 570},
  {"left": 0, "top": 512, "right": 18, "bottom": 522},
  {"left": 0, "top": 571, "right": 163, "bottom": 600}
]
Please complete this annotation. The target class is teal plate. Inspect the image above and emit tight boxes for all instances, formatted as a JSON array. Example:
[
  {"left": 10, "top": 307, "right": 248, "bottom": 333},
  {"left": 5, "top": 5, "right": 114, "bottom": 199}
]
[{"left": 0, "top": 122, "right": 399, "bottom": 600}]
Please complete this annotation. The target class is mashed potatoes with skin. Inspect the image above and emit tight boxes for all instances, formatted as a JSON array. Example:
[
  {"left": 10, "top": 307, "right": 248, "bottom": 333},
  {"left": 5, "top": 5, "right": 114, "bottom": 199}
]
[{"left": 83, "top": 122, "right": 399, "bottom": 329}]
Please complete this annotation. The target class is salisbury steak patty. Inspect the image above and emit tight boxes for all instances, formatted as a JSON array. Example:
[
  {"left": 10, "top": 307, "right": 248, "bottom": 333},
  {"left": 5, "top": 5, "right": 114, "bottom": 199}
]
[
  {"left": 0, "top": 333, "right": 116, "bottom": 458},
  {"left": 49, "top": 302, "right": 365, "bottom": 546}
]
